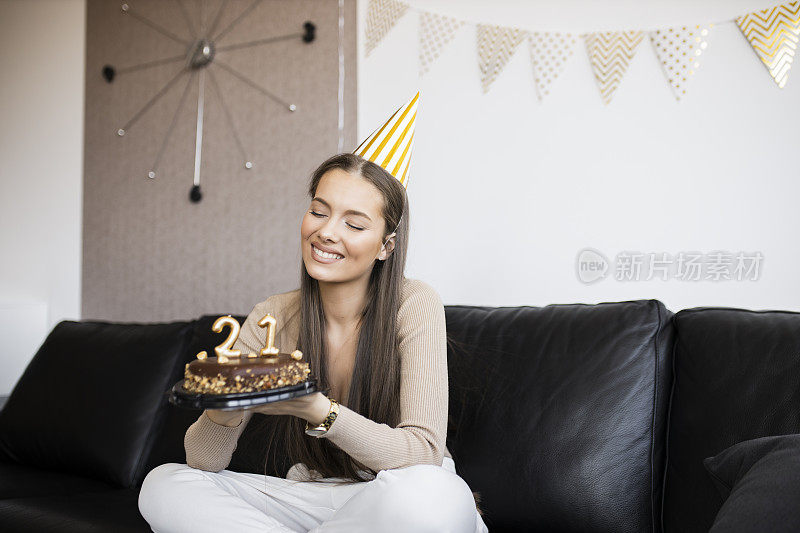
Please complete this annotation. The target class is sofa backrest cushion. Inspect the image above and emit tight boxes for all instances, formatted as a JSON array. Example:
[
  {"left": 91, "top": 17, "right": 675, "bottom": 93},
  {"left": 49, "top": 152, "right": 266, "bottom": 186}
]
[
  {"left": 0, "top": 319, "right": 194, "bottom": 488},
  {"left": 662, "top": 307, "right": 800, "bottom": 532},
  {"left": 444, "top": 299, "right": 674, "bottom": 533}
]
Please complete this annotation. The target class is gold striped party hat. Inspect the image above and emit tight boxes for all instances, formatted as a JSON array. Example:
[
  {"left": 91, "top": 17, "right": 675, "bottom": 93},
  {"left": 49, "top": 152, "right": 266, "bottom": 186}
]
[{"left": 353, "top": 91, "right": 418, "bottom": 188}]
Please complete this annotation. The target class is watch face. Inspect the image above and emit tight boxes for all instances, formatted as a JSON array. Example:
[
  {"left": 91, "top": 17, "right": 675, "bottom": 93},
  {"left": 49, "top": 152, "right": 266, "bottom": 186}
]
[{"left": 305, "top": 428, "right": 326, "bottom": 437}]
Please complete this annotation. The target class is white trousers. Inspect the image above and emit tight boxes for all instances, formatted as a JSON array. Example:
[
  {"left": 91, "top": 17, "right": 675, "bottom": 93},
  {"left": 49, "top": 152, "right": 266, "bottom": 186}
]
[{"left": 139, "top": 456, "right": 489, "bottom": 533}]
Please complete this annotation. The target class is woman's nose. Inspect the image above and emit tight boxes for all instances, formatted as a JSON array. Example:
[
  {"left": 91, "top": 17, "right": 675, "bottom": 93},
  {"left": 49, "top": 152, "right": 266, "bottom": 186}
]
[{"left": 318, "top": 219, "right": 338, "bottom": 241}]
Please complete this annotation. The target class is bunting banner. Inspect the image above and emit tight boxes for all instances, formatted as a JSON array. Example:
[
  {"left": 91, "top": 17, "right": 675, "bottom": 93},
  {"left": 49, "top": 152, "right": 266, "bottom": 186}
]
[
  {"left": 363, "top": 0, "right": 799, "bottom": 102},
  {"left": 736, "top": 1, "right": 800, "bottom": 88},
  {"left": 477, "top": 24, "right": 527, "bottom": 93},
  {"left": 364, "top": 0, "right": 409, "bottom": 58},
  {"left": 419, "top": 12, "right": 465, "bottom": 77},
  {"left": 650, "top": 24, "right": 714, "bottom": 101},
  {"left": 527, "top": 32, "right": 578, "bottom": 100},
  {"left": 584, "top": 31, "right": 645, "bottom": 104}
]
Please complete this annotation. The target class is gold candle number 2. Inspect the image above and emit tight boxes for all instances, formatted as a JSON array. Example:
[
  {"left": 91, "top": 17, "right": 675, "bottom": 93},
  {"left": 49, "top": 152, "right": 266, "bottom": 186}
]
[
  {"left": 211, "top": 316, "right": 242, "bottom": 359},
  {"left": 198, "top": 313, "right": 301, "bottom": 363}
]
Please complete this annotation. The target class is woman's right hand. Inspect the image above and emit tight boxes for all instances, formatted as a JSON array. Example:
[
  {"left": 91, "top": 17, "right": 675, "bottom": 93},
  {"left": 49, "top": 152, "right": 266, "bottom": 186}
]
[{"left": 205, "top": 409, "right": 245, "bottom": 427}]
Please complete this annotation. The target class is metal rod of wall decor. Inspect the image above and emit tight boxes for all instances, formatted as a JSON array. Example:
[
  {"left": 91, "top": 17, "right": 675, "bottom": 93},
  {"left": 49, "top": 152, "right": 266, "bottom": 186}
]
[
  {"left": 175, "top": 0, "right": 197, "bottom": 40},
  {"left": 193, "top": 68, "right": 206, "bottom": 187},
  {"left": 149, "top": 71, "right": 195, "bottom": 179},
  {"left": 206, "top": 68, "right": 251, "bottom": 169},
  {"left": 338, "top": 0, "right": 345, "bottom": 153},
  {"left": 216, "top": 32, "right": 303, "bottom": 53},
  {"left": 207, "top": 0, "right": 230, "bottom": 38},
  {"left": 117, "top": 67, "right": 185, "bottom": 136},
  {"left": 121, "top": 3, "right": 190, "bottom": 46},
  {"left": 214, "top": 60, "right": 296, "bottom": 111},
  {"left": 115, "top": 54, "right": 185, "bottom": 76},
  {"left": 213, "top": 0, "right": 264, "bottom": 43}
]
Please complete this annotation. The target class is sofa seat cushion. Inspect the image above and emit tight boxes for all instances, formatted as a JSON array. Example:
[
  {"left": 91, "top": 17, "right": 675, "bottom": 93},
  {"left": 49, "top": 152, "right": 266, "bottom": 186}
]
[
  {"left": 0, "top": 461, "right": 113, "bottom": 500},
  {"left": 443, "top": 299, "right": 674, "bottom": 532},
  {"left": 0, "top": 488, "right": 148, "bottom": 532}
]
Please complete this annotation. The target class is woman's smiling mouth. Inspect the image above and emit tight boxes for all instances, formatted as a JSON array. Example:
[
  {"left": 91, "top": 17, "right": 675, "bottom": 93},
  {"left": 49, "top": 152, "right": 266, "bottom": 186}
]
[{"left": 311, "top": 243, "right": 345, "bottom": 263}]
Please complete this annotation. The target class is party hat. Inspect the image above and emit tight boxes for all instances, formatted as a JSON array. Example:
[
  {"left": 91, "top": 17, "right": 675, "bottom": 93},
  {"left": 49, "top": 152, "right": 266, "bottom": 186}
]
[{"left": 353, "top": 91, "right": 418, "bottom": 188}]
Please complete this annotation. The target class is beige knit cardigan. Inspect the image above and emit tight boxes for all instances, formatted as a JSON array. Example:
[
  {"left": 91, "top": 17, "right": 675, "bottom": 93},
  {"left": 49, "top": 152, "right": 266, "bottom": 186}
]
[{"left": 183, "top": 277, "right": 453, "bottom": 480}]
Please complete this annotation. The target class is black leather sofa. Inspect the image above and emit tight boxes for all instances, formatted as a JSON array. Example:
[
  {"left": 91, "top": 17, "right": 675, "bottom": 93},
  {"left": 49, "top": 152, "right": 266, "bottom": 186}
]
[{"left": 1, "top": 299, "right": 798, "bottom": 532}]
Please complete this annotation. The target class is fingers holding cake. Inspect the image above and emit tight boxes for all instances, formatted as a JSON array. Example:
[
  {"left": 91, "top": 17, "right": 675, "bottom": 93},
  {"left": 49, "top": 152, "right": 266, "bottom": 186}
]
[
  {"left": 204, "top": 408, "right": 246, "bottom": 427},
  {"left": 247, "top": 391, "right": 331, "bottom": 425}
]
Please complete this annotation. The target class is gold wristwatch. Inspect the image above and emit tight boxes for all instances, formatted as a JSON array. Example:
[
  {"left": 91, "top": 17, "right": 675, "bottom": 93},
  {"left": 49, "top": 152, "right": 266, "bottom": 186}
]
[{"left": 305, "top": 398, "right": 339, "bottom": 437}]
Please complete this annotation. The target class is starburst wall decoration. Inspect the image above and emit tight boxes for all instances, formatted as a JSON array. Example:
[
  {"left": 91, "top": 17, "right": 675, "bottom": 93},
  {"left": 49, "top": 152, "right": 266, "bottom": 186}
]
[{"left": 103, "top": 1, "right": 316, "bottom": 203}]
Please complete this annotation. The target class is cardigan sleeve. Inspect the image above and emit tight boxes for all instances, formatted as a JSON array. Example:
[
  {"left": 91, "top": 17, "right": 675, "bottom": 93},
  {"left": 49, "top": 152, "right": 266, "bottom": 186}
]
[
  {"left": 184, "top": 410, "right": 254, "bottom": 472},
  {"left": 183, "top": 301, "right": 268, "bottom": 472},
  {"left": 321, "top": 280, "right": 449, "bottom": 471}
]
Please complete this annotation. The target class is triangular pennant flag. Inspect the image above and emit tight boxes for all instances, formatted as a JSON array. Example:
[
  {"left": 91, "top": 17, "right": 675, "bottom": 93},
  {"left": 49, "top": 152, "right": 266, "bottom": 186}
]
[
  {"left": 477, "top": 24, "right": 527, "bottom": 93},
  {"left": 528, "top": 32, "right": 577, "bottom": 100},
  {"left": 364, "top": 0, "right": 410, "bottom": 58},
  {"left": 584, "top": 31, "right": 645, "bottom": 104},
  {"left": 736, "top": 1, "right": 800, "bottom": 88},
  {"left": 354, "top": 92, "right": 419, "bottom": 188},
  {"left": 419, "top": 11, "right": 465, "bottom": 77},
  {"left": 650, "top": 24, "right": 714, "bottom": 101}
]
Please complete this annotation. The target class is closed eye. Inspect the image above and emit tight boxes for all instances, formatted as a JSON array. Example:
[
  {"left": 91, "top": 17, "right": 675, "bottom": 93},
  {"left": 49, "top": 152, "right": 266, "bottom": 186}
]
[{"left": 310, "top": 210, "right": 364, "bottom": 231}]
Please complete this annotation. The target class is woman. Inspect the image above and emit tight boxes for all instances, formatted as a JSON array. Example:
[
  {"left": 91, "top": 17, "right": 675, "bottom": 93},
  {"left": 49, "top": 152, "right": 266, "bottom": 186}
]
[{"left": 138, "top": 151, "right": 488, "bottom": 532}]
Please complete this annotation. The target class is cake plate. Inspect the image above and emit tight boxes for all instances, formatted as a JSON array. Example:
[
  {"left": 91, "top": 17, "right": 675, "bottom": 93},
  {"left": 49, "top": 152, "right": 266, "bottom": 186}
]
[{"left": 169, "top": 378, "right": 325, "bottom": 410}]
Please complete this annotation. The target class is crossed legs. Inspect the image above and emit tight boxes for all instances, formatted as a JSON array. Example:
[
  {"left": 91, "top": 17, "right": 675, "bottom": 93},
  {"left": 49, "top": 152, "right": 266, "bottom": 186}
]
[{"left": 139, "top": 457, "right": 487, "bottom": 533}]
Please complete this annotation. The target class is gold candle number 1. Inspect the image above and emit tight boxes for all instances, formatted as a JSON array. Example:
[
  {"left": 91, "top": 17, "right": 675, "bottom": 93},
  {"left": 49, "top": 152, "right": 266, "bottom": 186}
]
[{"left": 258, "top": 314, "right": 280, "bottom": 356}]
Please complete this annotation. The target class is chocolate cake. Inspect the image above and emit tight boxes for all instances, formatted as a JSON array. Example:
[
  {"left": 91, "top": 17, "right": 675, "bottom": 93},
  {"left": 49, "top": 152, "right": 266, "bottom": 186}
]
[{"left": 183, "top": 350, "right": 311, "bottom": 395}]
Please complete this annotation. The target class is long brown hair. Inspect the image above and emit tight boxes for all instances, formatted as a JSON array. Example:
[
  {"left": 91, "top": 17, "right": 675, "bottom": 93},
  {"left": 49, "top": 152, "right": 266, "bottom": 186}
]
[{"left": 262, "top": 153, "right": 410, "bottom": 484}]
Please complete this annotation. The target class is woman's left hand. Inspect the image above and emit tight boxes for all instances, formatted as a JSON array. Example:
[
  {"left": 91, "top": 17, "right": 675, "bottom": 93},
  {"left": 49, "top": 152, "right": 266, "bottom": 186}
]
[{"left": 247, "top": 391, "right": 330, "bottom": 424}]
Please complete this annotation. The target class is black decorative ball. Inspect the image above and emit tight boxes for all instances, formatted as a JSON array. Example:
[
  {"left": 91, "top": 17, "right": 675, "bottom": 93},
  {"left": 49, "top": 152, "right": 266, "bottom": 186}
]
[
  {"left": 102, "top": 65, "right": 115, "bottom": 83},
  {"left": 189, "top": 184, "right": 202, "bottom": 203},
  {"left": 303, "top": 22, "right": 316, "bottom": 43}
]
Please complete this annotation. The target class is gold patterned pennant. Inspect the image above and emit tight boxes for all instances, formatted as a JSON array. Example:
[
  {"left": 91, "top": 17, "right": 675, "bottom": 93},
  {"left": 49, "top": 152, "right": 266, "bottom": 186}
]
[
  {"left": 528, "top": 32, "right": 577, "bottom": 100},
  {"left": 584, "top": 31, "right": 645, "bottom": 104},
  {"left": 650, "top": 24, "right": 714, "bottom": 101},
  {"left": 477, "top": 24, "right": 527, "bottom": 93},
  {"left": 419, "top": 11, "right": 465, "bottom": 77},
  {"left": 736, "top": 1, "right": 800, "bottom": 88},
  {"left": 364, "top": 0, "right": 409, "bottom": 58}
]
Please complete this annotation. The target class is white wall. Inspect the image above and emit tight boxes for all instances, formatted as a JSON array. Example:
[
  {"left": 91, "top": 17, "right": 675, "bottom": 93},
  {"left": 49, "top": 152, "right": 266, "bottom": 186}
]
[
  {"left": 357, "top": 0, "right": 800, "bottom": 311},
  {"left": 0, "top": 0, "right": 85, "bottom": 394}
]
